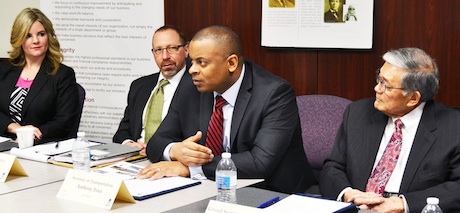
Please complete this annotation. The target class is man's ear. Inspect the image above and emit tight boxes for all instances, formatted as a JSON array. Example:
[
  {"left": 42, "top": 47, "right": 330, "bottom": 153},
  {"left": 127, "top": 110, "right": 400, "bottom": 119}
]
[
  {"left": 407, "top": 91, "right": 421, "bottom": 107},
  {"left": 183, "top": 44, "right": 189, "bottom": 57},
  {"left": 227, "top": 54, "right": 239, "bottom": 73}
]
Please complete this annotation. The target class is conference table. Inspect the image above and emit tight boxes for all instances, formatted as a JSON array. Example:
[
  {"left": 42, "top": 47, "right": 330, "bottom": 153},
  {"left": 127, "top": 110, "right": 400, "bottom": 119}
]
[
  {"left": 0, "top": 149, "right": 384, "bottom": 213},
  {"left": 0, "top": 157, "right": 69, "bottom": 195},
  {"left": 0, "top": 156, "right": 263, "bottom": 213}
]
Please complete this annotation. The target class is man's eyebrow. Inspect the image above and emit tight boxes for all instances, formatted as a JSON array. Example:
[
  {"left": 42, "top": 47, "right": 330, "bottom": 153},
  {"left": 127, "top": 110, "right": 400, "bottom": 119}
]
[{"left": 193, "top": 56, "right": 206, "bottom": 61}]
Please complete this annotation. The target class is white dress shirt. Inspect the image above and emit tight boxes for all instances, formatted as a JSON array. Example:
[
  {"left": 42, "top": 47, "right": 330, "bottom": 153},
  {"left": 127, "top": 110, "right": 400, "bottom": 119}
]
[
  {"left": 373, "top": 102, "right": 425, "bottom": 192},
  {"left": 163, "top": 65, "right": 246, "bottom": 179}
]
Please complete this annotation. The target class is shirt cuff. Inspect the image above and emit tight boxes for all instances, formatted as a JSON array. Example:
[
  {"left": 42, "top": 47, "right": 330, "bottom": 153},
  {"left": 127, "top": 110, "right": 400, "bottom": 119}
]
[
  {"left": 189, "top": 166, "right": 207, "bottom": 180},
  {"left": 162, "top": 142, "right": 176, "bottom": 161},
  {"left": 121, "top": 139, "right": 135, "bottom": 145},
  {"left": 399, "top": 194, "right": 409, "bottom": 213},
  {"left": 337, "top": 187, "right": 353, "bottom": 201}
]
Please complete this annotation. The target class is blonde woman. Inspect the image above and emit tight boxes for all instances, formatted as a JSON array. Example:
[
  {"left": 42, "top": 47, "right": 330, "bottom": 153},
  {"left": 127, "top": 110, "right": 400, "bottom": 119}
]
[{"left": 0, "top": 8, "right": 79, "bottom": 144}]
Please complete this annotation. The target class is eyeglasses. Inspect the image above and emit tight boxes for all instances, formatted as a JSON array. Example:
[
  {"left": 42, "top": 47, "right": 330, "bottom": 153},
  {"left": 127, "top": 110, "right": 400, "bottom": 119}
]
[
  {"left": 375, "top": 69, "right": 405, "bottom": 92},
  {"left": 152, "top": 45, "right": 185, "bottom": 56}
]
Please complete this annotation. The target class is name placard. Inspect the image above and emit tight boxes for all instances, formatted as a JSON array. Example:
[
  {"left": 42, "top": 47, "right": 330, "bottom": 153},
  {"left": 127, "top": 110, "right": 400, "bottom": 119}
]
[
  {"left": 205, "top": 200, "right": 263, "bottom": 213},
  {"left": 0, "top": 153, "right": 28, "bottom": 182},
  {"left": 56, "top": 169, "right": 135, "bottom": 209}
]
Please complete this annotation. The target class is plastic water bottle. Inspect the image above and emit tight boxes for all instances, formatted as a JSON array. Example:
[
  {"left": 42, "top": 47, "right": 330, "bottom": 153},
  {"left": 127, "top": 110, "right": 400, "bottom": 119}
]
[
  {"left": 421, "top": 197, "right": 443, "bottom": 213},
  {"left": 216, "top": 152, "right": 237, "bottom": 203},
  {"left": 72, "top": 132, "right": 91, "bottom": 172}
]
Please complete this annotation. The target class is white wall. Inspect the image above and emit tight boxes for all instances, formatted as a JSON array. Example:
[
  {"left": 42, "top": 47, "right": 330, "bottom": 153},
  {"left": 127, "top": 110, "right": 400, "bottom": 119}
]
[{"left": 0, "top": 0, "right": 40, "bottom": 58}]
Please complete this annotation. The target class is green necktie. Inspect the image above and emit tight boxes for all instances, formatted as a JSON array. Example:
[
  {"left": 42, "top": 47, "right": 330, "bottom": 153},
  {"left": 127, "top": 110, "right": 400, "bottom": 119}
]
[{"left": 144, "top": 79, "right": 169, "bottom": 143}]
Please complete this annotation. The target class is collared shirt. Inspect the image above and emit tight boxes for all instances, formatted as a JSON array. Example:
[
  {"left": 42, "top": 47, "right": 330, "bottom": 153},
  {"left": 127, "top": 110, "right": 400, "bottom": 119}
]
[
  {"left": 218, "top": 65, "right": 244, "bottom": 153},
  {"left": 163, "top": 65, "right": 246, "bottom": 179},
  {"left": 374, "top": 102, "right": 425, "bottom": 192},
  {"left": 122, "top": 67, "right": 186, "bottom": 144}
]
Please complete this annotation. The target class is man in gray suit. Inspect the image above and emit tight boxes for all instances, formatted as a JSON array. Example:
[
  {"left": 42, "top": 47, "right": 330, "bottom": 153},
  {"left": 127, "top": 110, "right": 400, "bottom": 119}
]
[
  {"left": 137, "top": 25, "right": 316, "bottom": 193},
  {"left": 320, "top": 47, "right": 460, "bottom": 212}
]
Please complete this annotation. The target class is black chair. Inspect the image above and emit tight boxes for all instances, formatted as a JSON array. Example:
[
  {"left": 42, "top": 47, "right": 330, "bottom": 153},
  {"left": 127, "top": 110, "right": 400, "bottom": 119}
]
[{"left": 68, "top": 83, "right": 85, "bottom": 138}]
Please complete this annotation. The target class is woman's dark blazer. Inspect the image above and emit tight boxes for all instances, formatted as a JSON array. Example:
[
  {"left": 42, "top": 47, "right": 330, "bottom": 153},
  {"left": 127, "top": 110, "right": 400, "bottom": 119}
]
[{"left": 0, "top": 60, "right": 79, "bottom": 144}]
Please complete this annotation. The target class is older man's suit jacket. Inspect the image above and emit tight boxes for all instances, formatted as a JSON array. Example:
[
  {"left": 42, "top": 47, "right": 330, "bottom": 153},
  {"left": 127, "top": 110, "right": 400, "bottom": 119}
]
[
  {"left": 324, "top": 10, "right": 342, "bottom": 22},
  {"left": 320, "top": 98, "right": 460, "bottom": 212},
  {"left": 113, "top": 70, "right": 193, "bottom": 143},
  {"left": 0, "top": 61, "right": 79, "bottom": 143},
  {"left": 147, "top": 60, "right": 316, "bottom": 193}
]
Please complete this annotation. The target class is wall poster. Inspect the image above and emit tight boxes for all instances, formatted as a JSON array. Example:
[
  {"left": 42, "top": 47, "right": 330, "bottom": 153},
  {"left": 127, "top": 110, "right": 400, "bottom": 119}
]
[{"left": 262, "top": 0, "right": 374, "bottom": 49}]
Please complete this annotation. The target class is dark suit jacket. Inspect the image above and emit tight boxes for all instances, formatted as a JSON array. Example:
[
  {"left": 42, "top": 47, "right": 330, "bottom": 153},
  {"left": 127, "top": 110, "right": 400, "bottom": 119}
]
[
  {"left": 0, "top": 60, "right": 79, "bottom": 144},
  {"left": 113, "top": 70, "right": 193, "bottom": 143},
  {"left": 324, "top": 10, "right": 342, "bottom": 22},
  {"left": 147, "top": 61, "right": 316, "bottom": 193},
  {"left": 320, "top": 98, "right": 460, "bottom": 212}
]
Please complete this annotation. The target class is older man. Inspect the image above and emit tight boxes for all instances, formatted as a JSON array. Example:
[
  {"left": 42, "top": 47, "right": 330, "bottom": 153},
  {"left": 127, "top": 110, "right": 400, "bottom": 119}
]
[{"left": 320, "top": 47, "right": 460, "bottom": 212}]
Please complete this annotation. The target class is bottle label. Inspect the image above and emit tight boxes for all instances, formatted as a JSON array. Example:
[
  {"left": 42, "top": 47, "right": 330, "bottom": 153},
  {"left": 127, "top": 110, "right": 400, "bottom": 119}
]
[{"left": 216, "top": 175, "right": 236, "bottom": 189}]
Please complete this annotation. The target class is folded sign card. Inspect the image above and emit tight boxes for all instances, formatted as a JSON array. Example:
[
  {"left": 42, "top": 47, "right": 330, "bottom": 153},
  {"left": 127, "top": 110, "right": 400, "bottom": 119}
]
[
  {"left": 57, "top": 169, "right": 135, "bottom": 209},
  {"left": 0, "top": 153, "right": 28, "bottom": 182}
]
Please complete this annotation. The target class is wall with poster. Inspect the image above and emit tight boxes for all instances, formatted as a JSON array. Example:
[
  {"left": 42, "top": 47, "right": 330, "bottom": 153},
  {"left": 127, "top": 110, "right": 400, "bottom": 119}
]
[
  {"left": 39, "top": 0, "right": 164, "bottom": 142},
  {"left": 262, "top": 0, "right": 374, "bottom": 49}
]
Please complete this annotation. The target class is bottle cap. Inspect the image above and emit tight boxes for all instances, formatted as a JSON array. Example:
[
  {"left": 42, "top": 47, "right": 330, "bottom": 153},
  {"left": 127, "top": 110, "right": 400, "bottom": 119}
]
[
  {"left": 77, "top": 132, "right": 86, "bottom": 137},
  {"left": 222, "top": 152, "right": 231, "bottom": 159},
  {"left": 427, "top": 197, "right": 439, "bottom": 205}
]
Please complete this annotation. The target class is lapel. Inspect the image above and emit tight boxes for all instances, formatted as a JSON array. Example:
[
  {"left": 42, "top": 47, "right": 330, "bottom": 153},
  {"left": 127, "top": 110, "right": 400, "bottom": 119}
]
[
  {"left": 135, "top": 74, "right": 159, "bottom": 125},
  {"left": 229, "top": 62, "right": 252, "bottom": 149},
  {"left": 399, "top": 101, "right": 437, "bottom": 192},
  {"left": 22, "top": 62, "right": 50, "bottom": 116},
  {"left": 0, "top": 65, "right": 21, "bottom": 104},
  {"left": 357, "top": 109, "right": 388, "bottom": 189}
]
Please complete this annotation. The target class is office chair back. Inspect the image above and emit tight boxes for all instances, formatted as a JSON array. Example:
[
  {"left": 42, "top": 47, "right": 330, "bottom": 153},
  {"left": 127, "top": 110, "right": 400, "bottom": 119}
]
[
  {"left": 68, "top": 83, "right": 85, "bottom": 138},
  {"left": 296, "top": 95, "right": 351, "bottom": 180}
]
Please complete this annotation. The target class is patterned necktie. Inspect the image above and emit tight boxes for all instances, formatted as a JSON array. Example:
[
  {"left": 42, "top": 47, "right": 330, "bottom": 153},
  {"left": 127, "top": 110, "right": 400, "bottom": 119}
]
[
  {"left": 366, "top": 119, "right": 404, "bottom": 194},
  {"left": 206, "top": 95, "right": 226, "bottom": 156},
  {"left": 144, "top": 79, "right": 169, "bottom": 143}
]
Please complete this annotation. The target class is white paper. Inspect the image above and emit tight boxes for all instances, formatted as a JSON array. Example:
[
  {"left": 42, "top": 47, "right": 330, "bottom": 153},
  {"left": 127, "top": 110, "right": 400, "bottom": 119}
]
[
  {"left": 264, "top": 194, "right": 353, "bottom": 213},
  {"left": 0, "top": 136, "right": 13, "bottom": 143},
  {"left": 94, "top": 162, "right": 200, "bottom": 198},
  {"left": 205, "top": 200, "right": 263, "bottom": 213},
  {"left": 9, "top": 139, "right": 101, "bottom": 165},
  {"left": 53, "top": 152, "right": 133, "bottom": 167},
  {"left": 10, "top": 147, "right": 50, "bottom": 163},
  {"left": 25, "top": 139, "right": 98, "bottom": 156},
  {"left": 92, "top": 161, "right": 143, "bottom": 180}
]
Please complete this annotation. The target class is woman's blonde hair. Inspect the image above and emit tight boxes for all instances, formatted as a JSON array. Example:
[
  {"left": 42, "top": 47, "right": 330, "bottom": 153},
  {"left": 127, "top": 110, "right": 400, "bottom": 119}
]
[{"left": 8, "top": 8, "right": 63, "bottom": 75}]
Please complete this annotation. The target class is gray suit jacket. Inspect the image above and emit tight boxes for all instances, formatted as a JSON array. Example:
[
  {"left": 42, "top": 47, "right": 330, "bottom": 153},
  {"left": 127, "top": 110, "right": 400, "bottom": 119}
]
[
  {"left": 147, "top": 60, "right": 316, "bottom": 193},
  {"left": 320, "top": 98, "right": 460, "bottom": 212}
]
